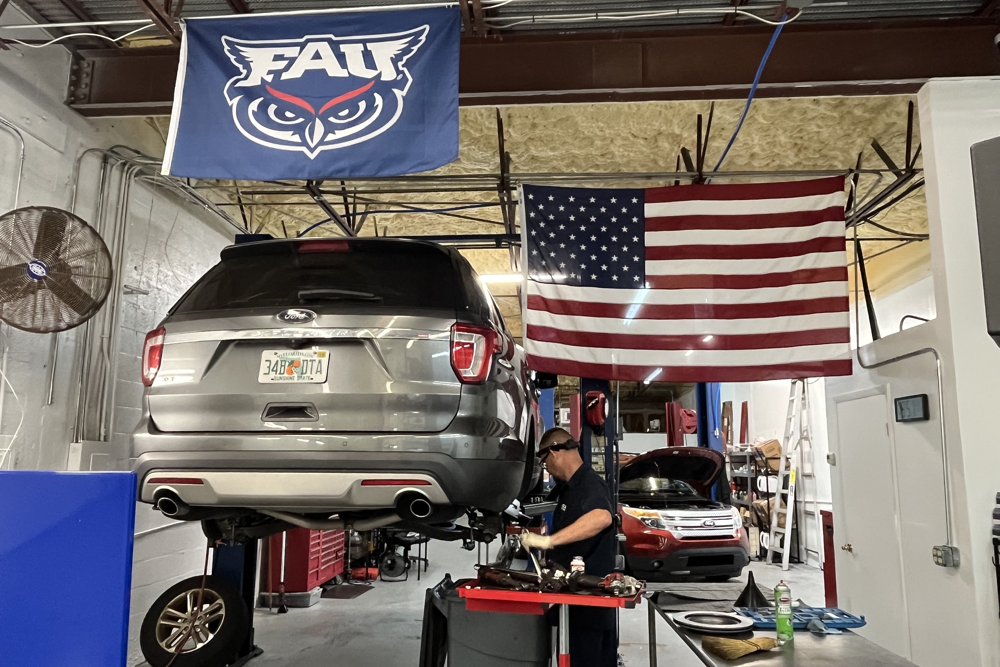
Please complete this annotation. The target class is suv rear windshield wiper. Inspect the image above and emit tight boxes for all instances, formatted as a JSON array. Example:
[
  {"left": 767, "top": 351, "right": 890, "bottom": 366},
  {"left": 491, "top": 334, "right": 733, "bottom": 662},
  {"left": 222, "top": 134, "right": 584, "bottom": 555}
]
[{"left": 298, "top": 288, "right": 382, "bottom": 302}]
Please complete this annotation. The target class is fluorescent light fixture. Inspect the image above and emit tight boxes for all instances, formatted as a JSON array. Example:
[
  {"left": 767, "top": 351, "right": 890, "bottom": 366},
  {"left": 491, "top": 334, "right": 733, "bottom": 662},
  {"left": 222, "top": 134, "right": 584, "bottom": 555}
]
[
  {"left": 702, "top": 335, "right": 714, "bottom": 342},
  {"left": 643, "top": 368, "right": 662, "bottom": 385},
  {"left": 479, "top": 273, "right": 524, "bottom": 284}
]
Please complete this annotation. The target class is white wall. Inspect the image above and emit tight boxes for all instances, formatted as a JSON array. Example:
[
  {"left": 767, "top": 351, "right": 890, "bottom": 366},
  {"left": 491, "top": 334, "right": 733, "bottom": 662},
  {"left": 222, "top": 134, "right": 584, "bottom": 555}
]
[
  {"left": 852, "top": 275, "right": 937, "bottom": 347},
  {"left": 824, "top": 77, "right": 1000, "bottom": 667},
  {"left": 0, "top": 7, "right": 238, "bottom": 666},
  {"left": 620, "top": 432, "right": 667, "bottom": 454}
]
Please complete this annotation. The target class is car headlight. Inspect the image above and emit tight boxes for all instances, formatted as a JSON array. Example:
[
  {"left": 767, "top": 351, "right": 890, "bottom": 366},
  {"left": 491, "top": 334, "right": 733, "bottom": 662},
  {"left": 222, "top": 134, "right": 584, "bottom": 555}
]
[
  {"left": 622, "top": 506, "right": 669, "bottom": 532},
  {"left": 731, "top": 506, "right": 743, "bottom": 535}
]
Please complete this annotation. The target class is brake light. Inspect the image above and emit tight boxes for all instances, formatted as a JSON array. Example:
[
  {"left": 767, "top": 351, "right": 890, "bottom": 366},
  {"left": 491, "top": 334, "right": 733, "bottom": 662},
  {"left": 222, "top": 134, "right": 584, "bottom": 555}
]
[
  {"left": 450, "top": 323, "right": 496, "bottom": 384},
  {"left": 142, "top": 327, "right": 165, "bottom": 387},
  {"left": 299, "top": 240, "right": 350, "bottom": 252},
  {"left": 147, "top": 477, "right": 204, "bottom": 485},
  {"left": 360, "top": 479, "right": 431, "bottom": 486}
]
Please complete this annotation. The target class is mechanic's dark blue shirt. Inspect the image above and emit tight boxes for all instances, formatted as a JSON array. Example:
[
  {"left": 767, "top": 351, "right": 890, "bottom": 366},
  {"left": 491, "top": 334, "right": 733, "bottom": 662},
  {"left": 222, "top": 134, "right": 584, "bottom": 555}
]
[{"left": 548, "top": 462, "right": 616, "bottom": 577}]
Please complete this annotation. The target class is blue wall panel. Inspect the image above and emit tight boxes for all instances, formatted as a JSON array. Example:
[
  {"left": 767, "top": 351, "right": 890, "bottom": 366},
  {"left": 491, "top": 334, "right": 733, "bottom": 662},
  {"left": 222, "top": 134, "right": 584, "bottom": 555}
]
[{"left": 0, "top": 471, "right": 136, "bottom": 667}]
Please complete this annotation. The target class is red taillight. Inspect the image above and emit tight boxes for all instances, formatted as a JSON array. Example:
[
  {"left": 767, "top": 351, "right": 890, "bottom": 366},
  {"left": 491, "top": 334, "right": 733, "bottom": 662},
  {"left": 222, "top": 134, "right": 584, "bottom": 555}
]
[
  {"left": 451, "top": 323, "right": 496, "bottom": 384},
  {"left": 298, "top": 240, "right": 350, "bottom": 252},
  {"left": 142, "top": 327, "right": 165, "bottom": 387},
  {"left": 147, "top": 477, "right": 204, "bottom": 485},
  {"left": 360, "top": 479, "right": 431, "bottom": 486}
]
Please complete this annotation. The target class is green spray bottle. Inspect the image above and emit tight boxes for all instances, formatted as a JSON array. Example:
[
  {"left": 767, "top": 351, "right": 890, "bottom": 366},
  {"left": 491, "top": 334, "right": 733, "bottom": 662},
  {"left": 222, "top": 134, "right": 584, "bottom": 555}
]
[{"left": 775, "top": 581, "right": 794, "bottom": 645}]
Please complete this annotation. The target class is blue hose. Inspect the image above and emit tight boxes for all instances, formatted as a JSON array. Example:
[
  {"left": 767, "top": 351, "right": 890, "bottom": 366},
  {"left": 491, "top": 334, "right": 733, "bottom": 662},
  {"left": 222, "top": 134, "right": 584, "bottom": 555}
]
[{"left": 711, "top": 17, "right": 789, "bottom": 174}]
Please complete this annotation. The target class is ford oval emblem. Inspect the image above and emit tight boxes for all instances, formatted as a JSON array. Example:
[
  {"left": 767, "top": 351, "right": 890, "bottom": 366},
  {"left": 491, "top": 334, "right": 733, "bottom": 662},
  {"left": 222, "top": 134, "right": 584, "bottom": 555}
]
[
  {"left": 703, "top": 519, "right": 716, "bottom": 527},
  {"left": 277, "top": 308, "right": 316, "bottom": 324},
  {"left": 26, "top": 259, "right": 48, "bottom": 281}
]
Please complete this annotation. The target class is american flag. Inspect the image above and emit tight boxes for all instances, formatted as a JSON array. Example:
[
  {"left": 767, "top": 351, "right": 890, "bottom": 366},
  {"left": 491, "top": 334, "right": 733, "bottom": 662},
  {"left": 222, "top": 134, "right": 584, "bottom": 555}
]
[{"left": 520, "top": 178, "right": 852, "bottom": 382}]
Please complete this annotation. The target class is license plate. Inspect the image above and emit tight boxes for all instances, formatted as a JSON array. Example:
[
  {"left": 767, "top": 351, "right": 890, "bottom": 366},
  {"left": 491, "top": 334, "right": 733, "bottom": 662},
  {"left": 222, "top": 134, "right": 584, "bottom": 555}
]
[{"left": 258, "top": 350, "right": 329, "bottom": 383}]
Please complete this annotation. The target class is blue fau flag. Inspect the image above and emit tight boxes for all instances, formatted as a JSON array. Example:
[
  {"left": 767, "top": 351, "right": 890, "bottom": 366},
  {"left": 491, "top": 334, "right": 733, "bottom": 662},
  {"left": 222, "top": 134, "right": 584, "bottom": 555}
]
[{"left": 163, "top": 7, "right": 460, "bottom": 180}]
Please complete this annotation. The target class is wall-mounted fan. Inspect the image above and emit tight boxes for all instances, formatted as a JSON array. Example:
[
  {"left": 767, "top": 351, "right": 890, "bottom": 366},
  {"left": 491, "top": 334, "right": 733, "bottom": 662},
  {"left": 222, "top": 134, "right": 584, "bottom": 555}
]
[{"left": 0, "top": 207, "right": 112, "bottom": 333}]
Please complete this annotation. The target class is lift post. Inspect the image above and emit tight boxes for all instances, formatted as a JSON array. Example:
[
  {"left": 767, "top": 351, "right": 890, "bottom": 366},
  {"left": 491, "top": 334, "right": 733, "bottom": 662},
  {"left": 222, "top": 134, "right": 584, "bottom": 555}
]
[{"left": 213, "top": 541, "right": 264, "bottom": 666}]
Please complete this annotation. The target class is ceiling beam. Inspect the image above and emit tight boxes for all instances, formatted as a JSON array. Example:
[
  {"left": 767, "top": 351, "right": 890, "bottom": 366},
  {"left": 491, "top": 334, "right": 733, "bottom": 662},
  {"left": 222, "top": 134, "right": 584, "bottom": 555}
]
[
  {"left": 133, "top": 0, "right": 180, "bottom": 43},
  {"left": 224, "top": 0, "right": 251, "bottom": 13},
  {"left": 722, "top": 0, "right": 749, "bottom": 26},
  {"left": 65, "top": 17, "right": 1000, "bottom": 116},
  {"left": 470, "top": 0, "right": 486, "bottom": 36},
  {"left": 54, "top": 0, "right": 116, "bottom": 46}
]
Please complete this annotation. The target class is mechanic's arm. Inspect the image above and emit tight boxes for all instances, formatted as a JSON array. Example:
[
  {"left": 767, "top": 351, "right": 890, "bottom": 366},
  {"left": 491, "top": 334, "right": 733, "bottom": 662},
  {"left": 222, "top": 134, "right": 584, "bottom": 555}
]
[{"left": 548, "top": 509, "right": 613, "bottom": 547}]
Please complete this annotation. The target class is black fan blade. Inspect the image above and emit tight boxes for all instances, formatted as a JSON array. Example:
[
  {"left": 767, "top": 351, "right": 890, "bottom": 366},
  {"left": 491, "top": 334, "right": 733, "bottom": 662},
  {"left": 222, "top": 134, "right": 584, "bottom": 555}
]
[
  {"left": 0, "top": 264, "right": 41, "bottom": 303},
  {"left": 45, "top": 274, "right": 98, "bottom": 316},
  {"left": 32, "top": 210, "right": 70, "bottom": 262}
]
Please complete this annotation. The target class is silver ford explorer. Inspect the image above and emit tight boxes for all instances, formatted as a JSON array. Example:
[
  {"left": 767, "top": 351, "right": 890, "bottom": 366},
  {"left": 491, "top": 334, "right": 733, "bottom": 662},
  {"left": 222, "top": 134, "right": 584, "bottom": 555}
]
[{"left": 132, "top": 237, "right": 538, "bottom": 540}]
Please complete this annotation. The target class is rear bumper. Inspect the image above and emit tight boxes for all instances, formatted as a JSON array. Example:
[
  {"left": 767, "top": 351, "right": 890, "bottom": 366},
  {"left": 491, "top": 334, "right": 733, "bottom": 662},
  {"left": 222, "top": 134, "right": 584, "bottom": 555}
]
[
  {"left": 141, "top": 471, "right": 451, "bottom": 511},
  {"left": 133, "top": 447, "right": 524, "bottom": 513},
  {"left": 626, "top": 545, "right": 750, "bottom": 579}
]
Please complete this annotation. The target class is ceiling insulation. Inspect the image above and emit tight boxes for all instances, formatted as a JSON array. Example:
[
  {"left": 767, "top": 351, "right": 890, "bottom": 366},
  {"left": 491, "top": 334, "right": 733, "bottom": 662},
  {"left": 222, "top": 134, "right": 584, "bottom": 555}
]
[{"left": 149, "top": 93, "right": 927, "bottom": 340}]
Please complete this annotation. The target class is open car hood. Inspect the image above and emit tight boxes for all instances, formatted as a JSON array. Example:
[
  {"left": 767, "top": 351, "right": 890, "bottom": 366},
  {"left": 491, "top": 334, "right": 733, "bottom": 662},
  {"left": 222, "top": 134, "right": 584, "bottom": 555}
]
[{"left": 619, "top": 446, "right": 724, "bottom": 497}]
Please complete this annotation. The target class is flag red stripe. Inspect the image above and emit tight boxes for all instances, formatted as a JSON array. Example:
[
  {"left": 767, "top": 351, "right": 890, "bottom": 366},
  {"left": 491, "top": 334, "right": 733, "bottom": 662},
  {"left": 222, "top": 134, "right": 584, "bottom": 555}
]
[
  {"left": 646, "top": 236, "right": 844, "bottom": 261},
  {"left": 526, "top": 295, "right": 849, "bottom": 320},
  {"left": 525, "top": 356, "right": 853, "bottom": 382},
  {"left": 645, "top": 268, "right": 848, "bottom": 290},
  {"left": 526, "top": 325, "right": 850, "bottom": 351},
  {"left": 645, "top": 207, "right": 844, "bottom": 232},
  {"left": 644, "top": 177, "right": 845, "bottom": 203}
]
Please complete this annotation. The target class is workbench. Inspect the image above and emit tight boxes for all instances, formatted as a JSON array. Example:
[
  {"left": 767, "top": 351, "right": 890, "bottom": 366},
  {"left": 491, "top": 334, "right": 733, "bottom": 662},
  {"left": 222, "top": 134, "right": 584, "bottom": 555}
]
[{"left": 652, "top": 601, "right": 919, "bottom": 667}]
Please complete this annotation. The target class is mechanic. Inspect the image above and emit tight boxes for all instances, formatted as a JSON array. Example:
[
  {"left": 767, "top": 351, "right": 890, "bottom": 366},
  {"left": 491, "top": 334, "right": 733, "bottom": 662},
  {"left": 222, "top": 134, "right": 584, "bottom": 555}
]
[{"left": 521, "top": 426, "right": 617, "bottom": 667}]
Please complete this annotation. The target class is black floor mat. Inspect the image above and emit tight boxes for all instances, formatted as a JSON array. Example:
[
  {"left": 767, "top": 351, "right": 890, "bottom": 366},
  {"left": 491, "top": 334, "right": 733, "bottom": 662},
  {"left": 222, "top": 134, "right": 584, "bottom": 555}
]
[
  {"left": 321, "top": 584, "right": 374, "bottom": 600},
  {"left": 648, "top": 583, "right": 772, "bottom": 612}
]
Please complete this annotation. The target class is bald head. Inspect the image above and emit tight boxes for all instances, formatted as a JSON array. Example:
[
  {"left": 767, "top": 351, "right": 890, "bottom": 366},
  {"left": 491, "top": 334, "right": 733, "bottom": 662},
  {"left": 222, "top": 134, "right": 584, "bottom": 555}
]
[
  {"left": 539, "top": 426, "right": 574, "bottom": 451},
  {"left": 538, "top": 427, "right": 583, "bottom": 482}
]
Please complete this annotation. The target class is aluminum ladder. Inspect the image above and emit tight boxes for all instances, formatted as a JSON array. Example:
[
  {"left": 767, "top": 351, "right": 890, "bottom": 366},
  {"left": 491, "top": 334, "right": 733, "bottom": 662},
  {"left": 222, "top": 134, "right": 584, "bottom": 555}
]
[{"left": 766, "top": 379, "right": 808, "bottom": 571}]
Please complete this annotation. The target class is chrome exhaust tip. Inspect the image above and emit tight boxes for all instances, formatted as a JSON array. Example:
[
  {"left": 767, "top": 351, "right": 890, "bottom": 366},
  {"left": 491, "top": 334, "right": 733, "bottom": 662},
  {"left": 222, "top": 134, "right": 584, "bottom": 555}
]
[
  {"left": 154, "top": 492, "right": 187, "bottom": 518},
  {"left": 409, "top": 497, "right": 433, "bottom": 519}
]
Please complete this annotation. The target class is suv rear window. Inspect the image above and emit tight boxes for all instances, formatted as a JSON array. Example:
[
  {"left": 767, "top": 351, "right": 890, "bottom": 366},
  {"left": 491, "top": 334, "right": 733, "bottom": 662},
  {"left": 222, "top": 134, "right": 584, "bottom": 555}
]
[{"left": 171, "top": 240, "right": 464, "bottom": 314}]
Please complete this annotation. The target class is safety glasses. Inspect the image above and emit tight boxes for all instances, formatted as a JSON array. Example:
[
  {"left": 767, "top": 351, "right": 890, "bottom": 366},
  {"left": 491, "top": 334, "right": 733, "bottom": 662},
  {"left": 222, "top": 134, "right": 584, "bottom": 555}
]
[{"left": 537, "top": 439, "right": 580, "bottom": 464}]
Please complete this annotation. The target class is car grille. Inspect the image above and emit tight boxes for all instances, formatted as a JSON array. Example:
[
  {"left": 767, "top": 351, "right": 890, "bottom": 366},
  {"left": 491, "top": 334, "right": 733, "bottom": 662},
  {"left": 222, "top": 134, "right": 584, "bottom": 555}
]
[{"left": 657, "top": 508, "right": 737, "bottom": 539}]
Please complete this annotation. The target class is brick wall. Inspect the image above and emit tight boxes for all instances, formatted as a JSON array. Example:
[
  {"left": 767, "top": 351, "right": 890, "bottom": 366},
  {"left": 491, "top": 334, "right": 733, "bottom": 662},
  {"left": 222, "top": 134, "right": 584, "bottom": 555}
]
[{"left": 0, "top": 7, "right": 238, "bottom": 665}]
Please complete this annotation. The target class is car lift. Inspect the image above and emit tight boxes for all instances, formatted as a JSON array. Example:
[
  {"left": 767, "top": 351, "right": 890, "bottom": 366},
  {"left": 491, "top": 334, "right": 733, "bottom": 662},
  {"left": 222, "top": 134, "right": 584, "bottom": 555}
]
[
  {"left": 214, "top": 541, "right": 264, "bottom": 666},
  {"left": 209, "top": 511, "right": 504, "bottom": 666}
]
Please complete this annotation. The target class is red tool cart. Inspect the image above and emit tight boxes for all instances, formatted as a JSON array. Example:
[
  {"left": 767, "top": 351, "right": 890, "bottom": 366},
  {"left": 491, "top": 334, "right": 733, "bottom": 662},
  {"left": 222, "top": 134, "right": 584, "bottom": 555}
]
[
  {"left": 268, "top": 528, "right": 346, "bottom": 594},
  {"left": 458, "top": 580, "right": 643, "bottom": 667}
]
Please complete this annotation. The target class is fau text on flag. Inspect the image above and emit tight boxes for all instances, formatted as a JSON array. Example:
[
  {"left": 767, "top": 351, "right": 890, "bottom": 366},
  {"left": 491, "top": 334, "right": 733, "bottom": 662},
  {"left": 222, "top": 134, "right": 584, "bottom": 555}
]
[{"left": 521, "top": 178, "right": 852, "bottom": 382}]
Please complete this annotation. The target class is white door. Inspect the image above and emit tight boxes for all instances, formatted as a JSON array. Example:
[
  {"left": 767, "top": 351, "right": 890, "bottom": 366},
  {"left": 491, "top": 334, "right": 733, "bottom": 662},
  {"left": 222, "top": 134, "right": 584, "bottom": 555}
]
[{"left": 833, "top": 393, "right": 910, "bottom": 658}]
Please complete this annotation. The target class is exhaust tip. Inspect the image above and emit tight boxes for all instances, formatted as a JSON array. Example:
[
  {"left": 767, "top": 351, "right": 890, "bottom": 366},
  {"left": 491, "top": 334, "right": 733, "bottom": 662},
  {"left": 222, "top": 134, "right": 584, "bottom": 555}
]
[
  {"left": 155, "top": 495, "right": 180, "bottom": 516},
  {"left": 409, "top": 497, "right": 433, "bottom": 519}
]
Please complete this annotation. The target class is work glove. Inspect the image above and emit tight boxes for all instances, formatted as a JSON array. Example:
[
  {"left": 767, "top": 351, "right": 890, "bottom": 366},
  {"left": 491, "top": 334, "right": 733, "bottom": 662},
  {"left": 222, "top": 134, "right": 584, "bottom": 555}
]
[{"left": 520, "top": 530, "right": 553, "bottom": 550}]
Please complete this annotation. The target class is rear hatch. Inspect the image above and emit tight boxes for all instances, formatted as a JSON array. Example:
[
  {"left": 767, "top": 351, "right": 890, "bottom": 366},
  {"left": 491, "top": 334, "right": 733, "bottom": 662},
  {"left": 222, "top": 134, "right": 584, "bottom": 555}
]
[{"left": 147, "top": 239, "right": 491, "bottom": 433}]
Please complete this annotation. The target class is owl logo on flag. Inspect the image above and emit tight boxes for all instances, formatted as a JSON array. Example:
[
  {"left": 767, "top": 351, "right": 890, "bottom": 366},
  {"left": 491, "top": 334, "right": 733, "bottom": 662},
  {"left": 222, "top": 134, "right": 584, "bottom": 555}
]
[{"left": 221, "top": 26, "right": 428, "bottom": 159}]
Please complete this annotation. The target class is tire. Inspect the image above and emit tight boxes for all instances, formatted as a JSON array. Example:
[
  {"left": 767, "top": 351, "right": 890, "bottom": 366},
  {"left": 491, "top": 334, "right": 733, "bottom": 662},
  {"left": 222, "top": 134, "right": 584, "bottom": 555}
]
[
  {"left": 705, "top": 575, "right": 734, "bottom": 582},
  {"left": 140, "top": 575, "right": 249, "bottom": 667},
  {"left": 516, "top": 430, "right": 538, "bottom": 500}
]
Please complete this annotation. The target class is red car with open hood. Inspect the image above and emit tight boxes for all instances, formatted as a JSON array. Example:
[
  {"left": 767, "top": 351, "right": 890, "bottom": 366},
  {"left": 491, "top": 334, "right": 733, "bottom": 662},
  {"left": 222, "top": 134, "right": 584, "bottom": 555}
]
[{"left": 618, "top": 447, "right": 750, "bottom": 581}]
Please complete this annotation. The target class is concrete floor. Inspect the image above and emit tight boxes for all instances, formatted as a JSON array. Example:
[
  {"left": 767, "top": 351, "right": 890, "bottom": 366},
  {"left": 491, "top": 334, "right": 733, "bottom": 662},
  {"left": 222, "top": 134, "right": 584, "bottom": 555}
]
[{"left": 250, "top": 540, "right": 825, "bottom": 667}]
